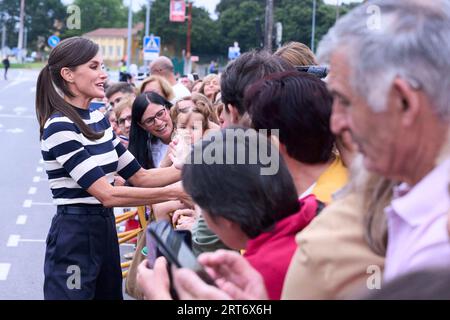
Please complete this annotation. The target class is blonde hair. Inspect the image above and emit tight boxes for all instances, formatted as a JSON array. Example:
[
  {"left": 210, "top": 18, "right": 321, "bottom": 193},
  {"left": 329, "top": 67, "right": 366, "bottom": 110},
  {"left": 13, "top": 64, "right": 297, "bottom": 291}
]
[
  {"left": 171, "top": 93, "right": 218, "bottom": 131},
  {"left": 114, "top": 94, "right": 134, "bottom": 120},
  {"left": 274, "top": 41, "right": 318, "bottom": 66},
  {"left": 139, "top": 75, "right": 175, "bottom": 101},
  {"left": 339, "top": 155, "right": 395, "bottom": 256}
]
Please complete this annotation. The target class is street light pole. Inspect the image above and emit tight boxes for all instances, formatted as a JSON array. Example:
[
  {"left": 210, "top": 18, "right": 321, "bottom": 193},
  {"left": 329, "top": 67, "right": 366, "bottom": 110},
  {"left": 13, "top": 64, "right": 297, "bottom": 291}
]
[
  {"left": 186, "top": 1, "right": 192, "bottom": 59},
  {"left": 184, "top": 0, "right": 193, "bottom": 75},
  {"left": 1, "top": 23, "right": 6, "bottom": 57},
  {"left": 264, "top": 0, "right": 274, "bottom": 52},
  {"left": 18, "top": 0, "right": 25, "bottom": 63},
  {"left": 336, "top": 0, "right": 341, "bottom": 21},
  {"left": 126, "top": 0, "right": 133, "bottom": 71},
  {"left": 145, "top": 0, "right": 154, "bottom": 37},
  {"left": 311, "top": 0, "right": 317, "bottom": 53}
]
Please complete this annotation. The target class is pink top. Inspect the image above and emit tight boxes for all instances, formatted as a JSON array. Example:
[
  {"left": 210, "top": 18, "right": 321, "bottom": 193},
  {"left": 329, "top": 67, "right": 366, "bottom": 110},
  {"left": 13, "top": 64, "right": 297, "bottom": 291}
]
[{"left": 384, "top": 158, "right": 450, "bottom": 283}]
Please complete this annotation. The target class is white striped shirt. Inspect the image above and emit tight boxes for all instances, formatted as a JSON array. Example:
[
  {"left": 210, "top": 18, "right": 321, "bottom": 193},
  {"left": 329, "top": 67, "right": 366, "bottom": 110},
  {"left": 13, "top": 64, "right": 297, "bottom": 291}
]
[{"left": 41, "top": 107, "right": 141, "bottom": 205}]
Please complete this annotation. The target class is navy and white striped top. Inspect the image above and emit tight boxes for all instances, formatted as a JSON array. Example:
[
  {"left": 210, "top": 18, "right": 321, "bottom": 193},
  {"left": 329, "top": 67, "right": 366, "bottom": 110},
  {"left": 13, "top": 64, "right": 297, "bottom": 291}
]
[{"left": 41, "top": 107, "right": 141, "bottom": 205}]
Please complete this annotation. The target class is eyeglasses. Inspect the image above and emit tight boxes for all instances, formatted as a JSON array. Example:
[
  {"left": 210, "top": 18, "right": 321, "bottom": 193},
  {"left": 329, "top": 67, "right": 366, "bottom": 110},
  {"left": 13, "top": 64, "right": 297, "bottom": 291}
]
[
  {"left": 118, "top": 115, "right": 132, "bottom": 126},
  {"left": 141, "top": 108, "right": 167, "bottom": 127}
]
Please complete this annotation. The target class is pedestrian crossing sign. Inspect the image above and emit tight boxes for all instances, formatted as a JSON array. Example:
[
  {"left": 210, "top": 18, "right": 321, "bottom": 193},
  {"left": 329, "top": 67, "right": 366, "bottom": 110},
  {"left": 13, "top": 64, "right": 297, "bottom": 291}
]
[{"left": 144, "top": 35, "right": 161, "bottom": 53}]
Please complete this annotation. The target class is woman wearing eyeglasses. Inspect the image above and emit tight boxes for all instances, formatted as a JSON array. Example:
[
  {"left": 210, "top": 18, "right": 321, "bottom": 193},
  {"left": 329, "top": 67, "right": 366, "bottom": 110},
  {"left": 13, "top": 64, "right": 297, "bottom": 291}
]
[{"left": 128, "top": 92, "right": 174, "bottom": 170}]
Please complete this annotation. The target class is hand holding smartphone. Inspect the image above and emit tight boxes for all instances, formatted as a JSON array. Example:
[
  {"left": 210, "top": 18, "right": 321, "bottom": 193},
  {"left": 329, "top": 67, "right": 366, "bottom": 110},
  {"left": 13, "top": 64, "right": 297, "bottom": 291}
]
[{"left": 146, "top": 220, "right": 217, "bottom": 290}]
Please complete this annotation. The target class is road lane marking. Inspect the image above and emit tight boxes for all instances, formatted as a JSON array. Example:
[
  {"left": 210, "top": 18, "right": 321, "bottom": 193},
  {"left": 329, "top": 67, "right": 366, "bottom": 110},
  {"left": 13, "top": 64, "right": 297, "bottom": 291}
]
[
  {"left": 20, "top": 239, "right": 45, "bottom": 243},
  {"left": 0, "top": 114, "right": 35, "bottom": 119},
  {"left": 28, "top": 187, "right": 37, "bottom": 195},
  {"left": 6, "top": 128, "right": 24, "bottom": 134},
  {"left": 32, "top": 202, "right": 53, "bottom": 206},
  {"left": 7, "top": 235, "right": 20, "bottom": 247},
  {"left": 33, "top": 176, "right": 41, "bottom": 183},
  {"left": 23, "top": 199, "right": 32, "bottom": 208},
  {"left": 16, "top": 215, "right": 27, "bottom": 225},
  {"left": 0, "top": 263, "right": 11, "bottom": 281},
  {"left": 13, "top": 107, "right": 26, "bottom": 115}
]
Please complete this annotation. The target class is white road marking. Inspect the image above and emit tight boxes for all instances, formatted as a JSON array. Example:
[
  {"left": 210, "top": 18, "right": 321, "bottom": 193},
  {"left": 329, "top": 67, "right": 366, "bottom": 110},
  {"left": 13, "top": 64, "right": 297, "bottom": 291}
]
[
  {"left": 36, "top": 167, "right": 43, "bottom": 173},
  {"left": 7, "top": 235, "right": 20, "bottom": 247},
  {"left": 32, "top": 202, "right": 53, "bottom": 206},
  {"left": 20, "top": 239, "right": 45, "bottom": 243},
  {"left": 13, "top": 107, "right": 26, "bottom": 115},
  {"left": 6, "top": 128, "right": 24, "bottom": 134},
  {"left": 33, "top": 176, "right": 40, "bottom": 183},
  {"left": 0, "top": 114, "right": 35, "bottom": 119},
  {"left": 0, "top": 263, "right": 11, "bottom": 281},
  {"left": 16, "top": 215, "right": 27, "bottom": 225},
  {"left": 28, "top": 187, "right": 37, "bottom": 195},
  {"left": 23, "top": 199, "right": 32, "bottom": 208}
]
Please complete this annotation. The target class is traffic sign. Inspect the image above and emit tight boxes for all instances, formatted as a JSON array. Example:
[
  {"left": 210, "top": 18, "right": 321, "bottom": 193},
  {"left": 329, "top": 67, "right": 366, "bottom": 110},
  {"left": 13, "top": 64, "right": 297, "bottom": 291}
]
[
  {"left": 228, "top": 42, "right": 241, "bottom": 60},
  {"left": 143, "top": 34, "right": 161, "bottom": 61},
  {"left": 170, "top": 0, "right": 186, "bottom": 22},
  {"left": 48, "top": 35, "right": 61, "bottom": 48}
]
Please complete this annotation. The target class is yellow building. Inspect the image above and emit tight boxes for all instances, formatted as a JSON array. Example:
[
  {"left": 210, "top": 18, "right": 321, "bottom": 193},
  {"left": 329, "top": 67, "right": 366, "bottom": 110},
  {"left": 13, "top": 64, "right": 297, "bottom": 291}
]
[{"left": 83, "top": 23, "right": 144, "bottom": 66}]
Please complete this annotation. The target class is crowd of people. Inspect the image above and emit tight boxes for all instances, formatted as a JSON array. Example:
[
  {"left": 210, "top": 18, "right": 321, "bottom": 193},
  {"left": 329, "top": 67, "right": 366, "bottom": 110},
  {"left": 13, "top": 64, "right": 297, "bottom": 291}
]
[{"left": 36, "top": 0, "right": 450, "bottom": 300}]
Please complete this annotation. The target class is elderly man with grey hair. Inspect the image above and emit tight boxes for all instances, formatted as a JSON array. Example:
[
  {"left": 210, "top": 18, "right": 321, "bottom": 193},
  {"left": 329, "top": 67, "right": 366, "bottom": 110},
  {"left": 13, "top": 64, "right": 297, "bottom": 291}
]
[
  {"left": 319, "top": 0, "right": 450, "bottom": 283},
  {"left": 135, "top": 0, "right": 450, "bottom": 300}
]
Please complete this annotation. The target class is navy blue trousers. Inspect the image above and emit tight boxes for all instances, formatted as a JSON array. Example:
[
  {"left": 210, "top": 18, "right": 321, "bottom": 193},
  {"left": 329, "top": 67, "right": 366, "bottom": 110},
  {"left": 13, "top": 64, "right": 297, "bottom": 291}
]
[{"left": 43, "top": 206, "right": 123, "bottom": 300}]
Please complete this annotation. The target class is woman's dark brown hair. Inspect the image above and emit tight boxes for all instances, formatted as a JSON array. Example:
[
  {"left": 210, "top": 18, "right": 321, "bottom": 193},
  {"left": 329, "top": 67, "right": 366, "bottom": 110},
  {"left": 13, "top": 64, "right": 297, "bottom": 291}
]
[{"left": 36, "top": 37, "right": 104, "bottom": 140}]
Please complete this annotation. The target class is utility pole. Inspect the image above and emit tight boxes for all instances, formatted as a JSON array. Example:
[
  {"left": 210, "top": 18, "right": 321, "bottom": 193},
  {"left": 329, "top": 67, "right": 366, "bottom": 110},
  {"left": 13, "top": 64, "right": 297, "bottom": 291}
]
[
  {"left": 24, "top": 27, "right": 28, "bottom": 53},
  {"left": 145, "top": 0, "right": 154, "bottom": 37},
  {"left": 184, "top": 0, "right": 193, "bottom": 75},
  {"left": 144, "top": 0, "right": 154, "bottom": 68},
  {"left": 1, "top": 23, "right": 6, "bottom": 57},
  {"left": 311, "top": 0, "right": 317, "bottom": 53},
  {"left": 336, "top": 0, "right": 341, "bottom": 21},
  {"left": 18, "top": 0, "right": 25, "bottom": 63},
  {"left": 264, "top": 0, "right": 274, "bottom": 52},
  {"left": 126, "top": 0, "right": 133, "bottom": 70}
]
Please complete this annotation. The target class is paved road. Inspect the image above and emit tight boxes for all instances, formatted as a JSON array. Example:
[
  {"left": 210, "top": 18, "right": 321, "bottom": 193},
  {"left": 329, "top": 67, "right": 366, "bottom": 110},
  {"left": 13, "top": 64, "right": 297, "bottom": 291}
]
[{"left": 0, "top": 69, "right": 133, "bottom": 299}]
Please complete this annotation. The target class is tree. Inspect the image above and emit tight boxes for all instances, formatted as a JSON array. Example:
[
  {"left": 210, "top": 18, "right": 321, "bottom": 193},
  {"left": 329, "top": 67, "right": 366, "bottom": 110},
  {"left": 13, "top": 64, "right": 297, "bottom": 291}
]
[
  {"left": 63, "top": 0, "right": 128, "bottom": 36},
  {"left": 134, "top": 0, "right": 219, "bottom": 57},
  {"left": 218, "top": 1, "right": 265, "bottom": 53},
  {"left": 215, "top": 0, "right": 359, "bottom": 53},
  {"left": 0, "top": 0, "right": 66, "bottom": 52}
]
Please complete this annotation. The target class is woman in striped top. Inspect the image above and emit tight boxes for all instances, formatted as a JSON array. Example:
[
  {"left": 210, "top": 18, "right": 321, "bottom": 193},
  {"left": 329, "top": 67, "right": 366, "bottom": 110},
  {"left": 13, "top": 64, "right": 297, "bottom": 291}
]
[{"left": 36, "top": 37, "right": 188, "bottom": 300}]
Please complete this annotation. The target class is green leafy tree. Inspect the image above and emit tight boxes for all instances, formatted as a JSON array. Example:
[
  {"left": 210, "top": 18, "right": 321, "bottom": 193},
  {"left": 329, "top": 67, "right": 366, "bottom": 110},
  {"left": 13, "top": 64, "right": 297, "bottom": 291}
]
[
  {"left": 0, "top": 0, "right": 66, "bottom": 52},
  {"left": 64, "top": 0, "right": 128, "bottom": 36},
  {"left": 135, "top": 0, "right": 219, "bottom": 57},
  {"left": 215, "top": 0, "right": 359, "bottom": 53},
  {"left": 218, "top": 1, "right": 265, "bottom": 53}
]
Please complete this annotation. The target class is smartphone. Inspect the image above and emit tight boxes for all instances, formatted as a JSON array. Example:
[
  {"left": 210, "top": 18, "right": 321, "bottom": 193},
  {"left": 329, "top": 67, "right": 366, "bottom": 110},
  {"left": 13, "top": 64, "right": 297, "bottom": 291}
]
[{"left": 146, "top": 220, "right": 216, "bottom": 286}]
